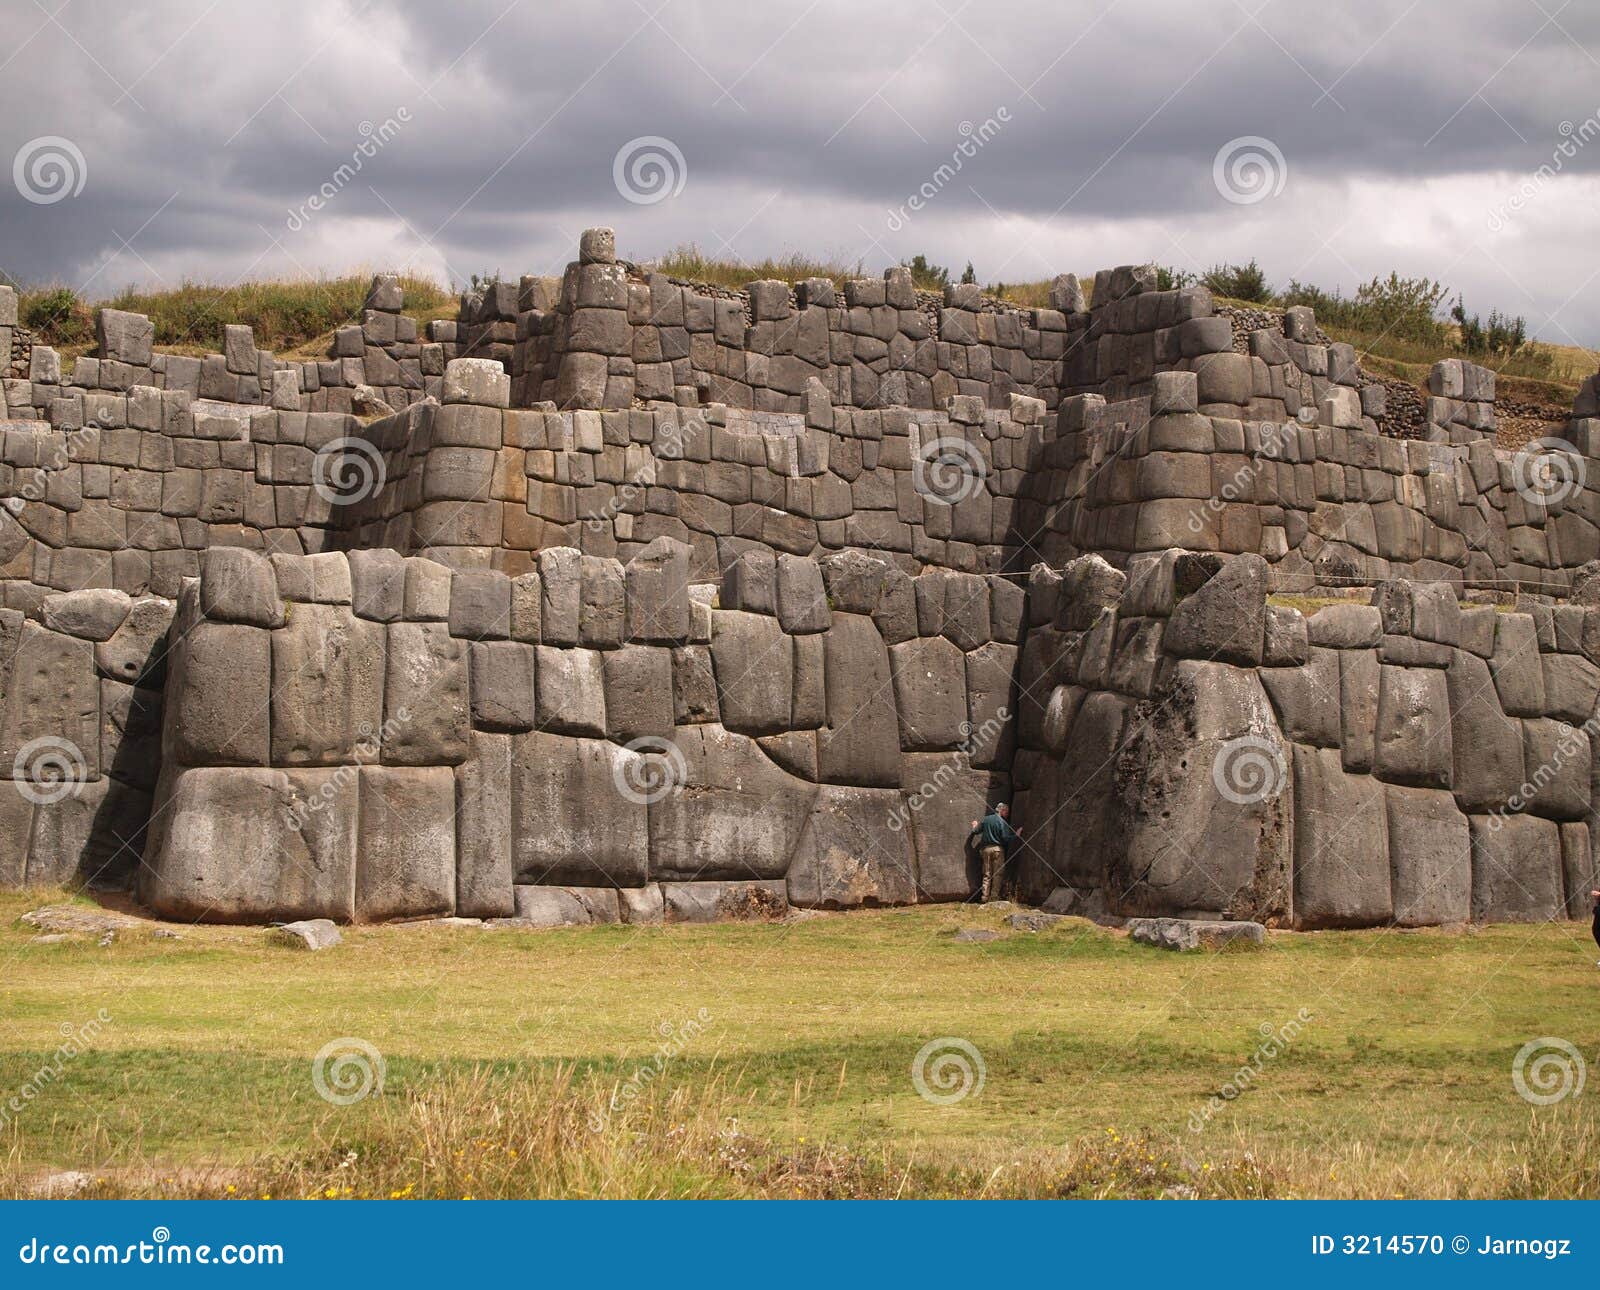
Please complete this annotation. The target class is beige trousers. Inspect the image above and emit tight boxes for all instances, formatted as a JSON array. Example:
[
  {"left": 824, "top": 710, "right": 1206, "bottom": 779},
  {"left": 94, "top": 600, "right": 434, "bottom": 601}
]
[{"left": 979, "top": 845, "right": 1006, "bottom": 901}]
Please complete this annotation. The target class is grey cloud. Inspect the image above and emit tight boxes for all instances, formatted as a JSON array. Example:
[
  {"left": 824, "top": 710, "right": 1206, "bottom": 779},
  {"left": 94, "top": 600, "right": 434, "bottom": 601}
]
[{"left": 2, "top": 0, "right": 1599, "bottom": 341}]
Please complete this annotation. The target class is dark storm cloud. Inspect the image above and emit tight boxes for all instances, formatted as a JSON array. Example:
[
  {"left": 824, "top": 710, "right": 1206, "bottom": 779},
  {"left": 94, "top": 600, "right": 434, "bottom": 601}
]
[{"left": 3, "top": 0, "right": 1599, "bottom": 341}]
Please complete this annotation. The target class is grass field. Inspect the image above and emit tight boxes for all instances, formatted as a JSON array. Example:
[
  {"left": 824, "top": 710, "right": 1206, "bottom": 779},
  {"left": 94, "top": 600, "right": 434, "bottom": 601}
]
[{"left": 2, "top": 888, "right": 1597, "bottom": 1199}]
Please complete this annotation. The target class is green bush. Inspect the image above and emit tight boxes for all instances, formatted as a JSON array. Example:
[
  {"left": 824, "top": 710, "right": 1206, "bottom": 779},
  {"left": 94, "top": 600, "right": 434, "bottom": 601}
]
[
  {"left": 1202, "top": 259, "right": 1271, "bottom": 303},
  {"left": 21, "top": 286, "right": 94, "bottom": 348},
  {"left": 903, "top": 254, "right": 950, "bottom": 291},
  {"left": 1280, "top": 273, "right": 1447, "bottom": 345}
]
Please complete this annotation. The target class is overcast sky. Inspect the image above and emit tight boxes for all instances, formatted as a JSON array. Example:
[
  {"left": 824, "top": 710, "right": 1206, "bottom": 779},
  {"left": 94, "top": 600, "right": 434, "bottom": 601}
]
[{"left": 4, "top": 0, "right": 1600, "bottom": 347}]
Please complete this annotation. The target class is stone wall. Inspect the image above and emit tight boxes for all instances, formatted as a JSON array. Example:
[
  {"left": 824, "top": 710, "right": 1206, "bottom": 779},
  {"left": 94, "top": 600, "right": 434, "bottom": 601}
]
[
  {"left": 330, "top": 357, "right": 1048, "bottom": 582},
  {"left": 0, "top": 587, "right": 169, "bottom": 890},
  {"left": 6, "top": 226, "right": 1600, "bottom": 929},
  {"left": 133, "top": 540, "right": 1020, "bottom": 923},
  {"left": 1011, "top": 551, "right": 1600, "bottom": 927},
  {"left": 1022, "top": 369, "right": 1597, "bottom": 593}
]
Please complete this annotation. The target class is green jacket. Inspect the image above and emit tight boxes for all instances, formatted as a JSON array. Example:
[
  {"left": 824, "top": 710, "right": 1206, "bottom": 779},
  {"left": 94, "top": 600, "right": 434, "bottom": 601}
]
[{"left": 969, "top": 812, "right": 1019, "bottom": 851}]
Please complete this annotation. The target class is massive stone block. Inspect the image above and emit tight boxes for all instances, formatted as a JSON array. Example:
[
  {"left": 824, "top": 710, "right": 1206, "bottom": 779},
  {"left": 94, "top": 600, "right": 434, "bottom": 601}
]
[
  {"left": 648, "top": 724, "right": 816, "bottom": 881},
  {"left": 888, "top": 636, "right": 967, "bottom": 751},
  {"left": 900, "top": 752, "right": 1004, "bottom": 901},
  {"left": 382, "top": 622, "right": 470, "bottom": 764},
  {"left": 1112, "top": 660, "right": 1292, "bottom": 921},
  {"left": 1445, "top": 649, "right": 1525, "bottom": 813},
  {"left": 25, "top": 777, "right": 150, "bottom": 890},
  {"left": 1162, "top": 554, "right": 1266, "bottom": 666},
  {"left": 271, "top": 604, "right": 384, "bottom": 766},
  {"left": 817, "top": 613, "right": 901, "bottom": 786},
  {"left": 356, "top": 765, "right": 455, "bottom": 921},
  {"left": 142, "top": 766, "right": 356, "bottom": 922},
  {"left": 1469, "top": 813, "right": 1564, "bottom": 922},
  {"left": 1372, "top": 664, "right": 1451, "bottom": 789},
  {"left": 1385, "top": 785, "right": 1470, "bottom": 926},
  {"left": 164, "top": 621, "right": 268, "bottom": 768},
  {"left": 708, "top": 610, "right": 793, "bottom": 735},
  {"left": 470, "top": 640, "right": 536, "bottom": 732},
  {"left": 1044, "top": 690, "right": 1129, "bottom": 893},
  {"left": 534, "top": 645, "right": 607, "bottom": 736},
  {"left": 787, "top": 784, "right": 916, "bottom": 908},
  {"left": 602, "top": 645, "right": 674, "bottom": 742},
  {"left": 1292, "top": 744, "right": 1392, "bottom": 928},
  {"left": 511, "top": 732, "right": 648, "bottom": 886},
  {"left": 455, "top": 731, "right": 515, "bottom": 918},
  {"left": 1259, "top": 646, "right": 1340, "bottom": 748}
]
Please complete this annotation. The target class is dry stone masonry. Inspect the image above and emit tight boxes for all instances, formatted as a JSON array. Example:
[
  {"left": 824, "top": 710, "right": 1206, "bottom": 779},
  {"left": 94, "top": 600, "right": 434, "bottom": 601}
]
[{"left": 1, "top": 228, "right": 1598, "bottom": 929}]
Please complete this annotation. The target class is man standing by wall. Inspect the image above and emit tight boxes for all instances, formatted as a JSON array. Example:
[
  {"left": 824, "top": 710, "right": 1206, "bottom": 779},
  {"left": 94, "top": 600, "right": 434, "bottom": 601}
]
[{"left": 968, "top": 804, "right": 1021, "bottom": 902}]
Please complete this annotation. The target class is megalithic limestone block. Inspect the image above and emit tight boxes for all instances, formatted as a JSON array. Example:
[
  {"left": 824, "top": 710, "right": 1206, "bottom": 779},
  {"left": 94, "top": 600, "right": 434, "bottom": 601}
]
[
  {"left": 1111, "top": 660, "right": 1292, "bottom": 922},
  {"left": 141, "top": 766, "right": 357, "bottom": 923}
]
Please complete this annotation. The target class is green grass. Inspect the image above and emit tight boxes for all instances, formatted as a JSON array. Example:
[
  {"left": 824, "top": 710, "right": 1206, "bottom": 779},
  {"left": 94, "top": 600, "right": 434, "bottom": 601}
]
[
  {"left": 651, "top": 245, "right": 870, "bottom": 291},
  {"left": 19, "top": 274, "right": 453, "bottom": 359},
  {"left": 2, "top": 888, "right": 1597, "bottom": 1198}
]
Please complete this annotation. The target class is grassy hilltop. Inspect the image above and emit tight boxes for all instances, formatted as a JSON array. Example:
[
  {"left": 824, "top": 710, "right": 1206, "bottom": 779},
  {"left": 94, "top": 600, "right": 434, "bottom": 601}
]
[{"left": 11, "top": 250, "right": 1596, "bottom": 415}]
